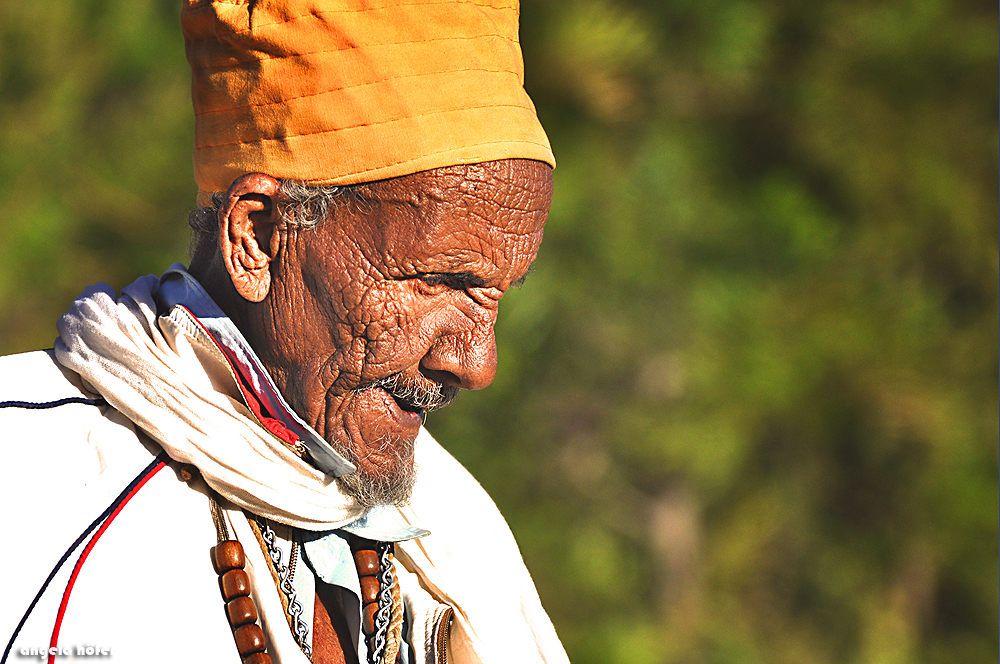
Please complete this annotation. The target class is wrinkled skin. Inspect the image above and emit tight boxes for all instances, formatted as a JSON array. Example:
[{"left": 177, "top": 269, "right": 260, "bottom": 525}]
[{"left": 191, "top": 159, "right": 553, "bottom": 503}]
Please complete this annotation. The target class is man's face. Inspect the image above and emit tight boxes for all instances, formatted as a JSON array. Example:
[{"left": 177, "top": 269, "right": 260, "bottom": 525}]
[{"left": 246, "top": 159, "right": 553, "bottom": 506}]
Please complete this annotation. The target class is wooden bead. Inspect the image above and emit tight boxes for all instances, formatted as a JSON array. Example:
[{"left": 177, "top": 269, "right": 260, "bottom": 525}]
[
  {"left": 233, "top": 624, "right": 266, "bottom": 657},
  {"left": 212, "top": 541, "right": 246, "bottom": 573},
  {"left": 220, "top": 569, "right": 251, "bottom": 600},
  {"left": 242, "top": 653, "right": 272, "bottom": 664},
  {"left": 359, "top": 575, "right": 380, "bottom": 603},
  {"left": 226, "top": 596, "right": 259, "bottom": 627},
  {"left": 362, "top": 601, "right": 378, "bottom": 636},
  {"left": 353, "top": 549, "right": 379, "bottom": 576}
]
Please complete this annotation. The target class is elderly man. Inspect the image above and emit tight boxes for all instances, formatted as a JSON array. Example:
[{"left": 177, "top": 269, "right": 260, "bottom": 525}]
[{"left": 0, "top": 2, "right": 567, "bottom": 664}]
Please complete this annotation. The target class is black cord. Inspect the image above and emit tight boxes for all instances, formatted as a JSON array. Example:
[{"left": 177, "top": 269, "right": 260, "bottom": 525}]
[
  {"left": 0, "top": 397, "right": 106, "bottom": 410},
  {"left": 1, "top": 451, "right": 169, "bottom": 663}
]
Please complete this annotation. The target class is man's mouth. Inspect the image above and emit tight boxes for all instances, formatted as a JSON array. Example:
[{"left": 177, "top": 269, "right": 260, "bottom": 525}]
[
  {"left": 389, "top": 392, "right": 424, "bottom": 415},
  {"left": 369, "top": 373, "right": 458, "bottom": 415}
]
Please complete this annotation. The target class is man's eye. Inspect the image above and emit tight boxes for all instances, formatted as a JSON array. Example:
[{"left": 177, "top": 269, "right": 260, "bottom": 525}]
[
  {"left": 415, "top": 274, "right": 458, "bottom": 294},
  {"left": 419, "top": 273, "right": 474, "bottom": 290},
  {"left": 420, "top": 274, "right": 449, "bottom": 287},
  {"left": 412, "top": 271, "right": 484, "bottom": 291}
]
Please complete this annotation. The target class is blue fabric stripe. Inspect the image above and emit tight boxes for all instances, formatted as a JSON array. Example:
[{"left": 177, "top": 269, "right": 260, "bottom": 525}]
[
  {"left": 0, "top": 397, "right": 106, "bottom": 410},
  {"left": 0, "top": 452, "right": 169, "bottom": 664}
]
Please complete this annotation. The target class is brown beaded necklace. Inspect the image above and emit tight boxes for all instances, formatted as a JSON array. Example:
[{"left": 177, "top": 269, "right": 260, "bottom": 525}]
[
  {"left": 208, "top": 496, "right": 403, "bottom": 664},
  {"left": 348, "top": 535, "right": 404, "bottom": 664},
  {"left": 209, "top": 498, "right": 273, "bottom": 664}
]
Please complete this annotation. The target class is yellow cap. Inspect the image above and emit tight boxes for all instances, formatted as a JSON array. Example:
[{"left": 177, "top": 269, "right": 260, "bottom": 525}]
[{"left": 183, "top": 0, "right": 555, "bottom": 204}]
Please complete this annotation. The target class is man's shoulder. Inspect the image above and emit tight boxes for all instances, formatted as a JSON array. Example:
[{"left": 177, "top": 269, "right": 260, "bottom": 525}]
[
  {"left": 0, "top": 348, "right": 92, "bottom": 403},
  {"left": 0, "top": 348, "right": 118, "bottom": 450},
  {"left": 0, "top": 348, "right": 157, "bottom": 494},
  {"left": 399, "top": 429, "right": 572, "bottom": 664}
]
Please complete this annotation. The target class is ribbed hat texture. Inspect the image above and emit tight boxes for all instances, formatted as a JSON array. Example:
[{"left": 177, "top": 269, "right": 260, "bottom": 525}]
[{"left": 183, "top": 0, "right": 554, "bottom": 203}]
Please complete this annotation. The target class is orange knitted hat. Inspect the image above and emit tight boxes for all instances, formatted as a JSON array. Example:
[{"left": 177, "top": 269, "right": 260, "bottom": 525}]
[{"left": 182, "top": 0, "right": 554, "bottom": 204}]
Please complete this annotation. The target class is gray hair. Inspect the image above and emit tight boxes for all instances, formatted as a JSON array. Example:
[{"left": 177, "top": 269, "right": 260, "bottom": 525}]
[{"left": 188, "top": 180, "right": 351, "bottom": 247}]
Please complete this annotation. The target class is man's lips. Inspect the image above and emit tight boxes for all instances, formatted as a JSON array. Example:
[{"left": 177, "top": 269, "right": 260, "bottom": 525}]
[
  {"left": 388, "top": 389, "right": 424, "bottom": 416},
  {"left": 373, "top": 385, "right": 423, "bottom": 427}
]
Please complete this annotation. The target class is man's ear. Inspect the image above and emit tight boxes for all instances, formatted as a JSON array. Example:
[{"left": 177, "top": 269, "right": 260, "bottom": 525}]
[{"left": 218, "top": 173, "right": 282, "bottom": 303}]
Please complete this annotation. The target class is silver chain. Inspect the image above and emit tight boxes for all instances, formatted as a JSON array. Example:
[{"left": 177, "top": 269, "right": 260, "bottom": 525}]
[
  {"left": 368, "top": 542, "right": 395, "bottom": 664},
  {"left": 259, "top": 520, "right": 313, "bottom": 657}
]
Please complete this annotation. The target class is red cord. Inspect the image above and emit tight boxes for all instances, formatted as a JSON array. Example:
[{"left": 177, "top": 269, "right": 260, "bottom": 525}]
[{"left": 47, "top": 460, "right": 167, "bottom": 663}]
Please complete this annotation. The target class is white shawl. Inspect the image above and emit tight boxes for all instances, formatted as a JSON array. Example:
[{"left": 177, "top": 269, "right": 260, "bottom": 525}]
[{"left": 55, "top": 276, "right": 365, "bottom": 530}]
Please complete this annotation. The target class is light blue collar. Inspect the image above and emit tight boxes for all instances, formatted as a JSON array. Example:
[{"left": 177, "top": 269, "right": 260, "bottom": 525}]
[
  {"left": 339, "top": 504, "right": 430, "bottom": 541},
  {"left": 303, "top": 507, "right": 426, "bottom": 663}
]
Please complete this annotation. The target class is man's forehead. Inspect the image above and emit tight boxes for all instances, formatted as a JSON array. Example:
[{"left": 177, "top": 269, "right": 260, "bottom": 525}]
[
  {"left": 344, "top": 162, "right": 549, "bottom": 282},
  {"left": 358, "top": 160, "right": 553, "bottom": 204},
  {"left": 352, "top": 160, "right": 554, "bottom": 243}
]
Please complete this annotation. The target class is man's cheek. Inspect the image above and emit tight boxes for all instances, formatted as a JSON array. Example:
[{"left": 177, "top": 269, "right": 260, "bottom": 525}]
[{"left": 321, "top": 340, "right": 371, "bottom": 392}]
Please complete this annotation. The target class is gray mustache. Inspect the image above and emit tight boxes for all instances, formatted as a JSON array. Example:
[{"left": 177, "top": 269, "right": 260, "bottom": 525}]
[{"left": 371, "top": 373, "right": 458, "bottom": 411}]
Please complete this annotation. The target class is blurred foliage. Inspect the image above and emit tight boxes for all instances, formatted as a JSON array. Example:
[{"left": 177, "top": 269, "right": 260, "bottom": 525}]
[
  {"left": 0, "top": 0, "right": 192, "bottom": 349},
  {"left": 0, "top": 1, "right": 996, "bottom": 663}
]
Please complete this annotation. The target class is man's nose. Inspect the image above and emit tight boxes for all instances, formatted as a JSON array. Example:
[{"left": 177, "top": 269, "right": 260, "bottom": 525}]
[{"left": 419, "top": 319, "right": 498, "bottom": 391}]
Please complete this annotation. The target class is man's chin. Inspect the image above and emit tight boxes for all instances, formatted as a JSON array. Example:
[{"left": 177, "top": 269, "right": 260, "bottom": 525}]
[
  {"left": 335, "top": 462, "right": 416, "bottom": 509},
  {"left": 333, "top": 435, "right": 417, "bottom": 509},
  {"left": 326, "top": 387, "right": 422, "bottom": 508}
]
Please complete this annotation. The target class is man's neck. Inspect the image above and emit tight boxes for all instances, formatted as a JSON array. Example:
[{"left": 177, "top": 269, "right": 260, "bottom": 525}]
[
  {"left": 313, "top": 581, "right": 360, "bottom": 664},
  {"left": 188, "top": 254, "right": 250, "bottom": 334}
]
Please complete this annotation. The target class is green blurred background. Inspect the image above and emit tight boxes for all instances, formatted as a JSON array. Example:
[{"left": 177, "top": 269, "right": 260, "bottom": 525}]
[{"left": 0, "top": 0, "right": 996, "bottom": 662}]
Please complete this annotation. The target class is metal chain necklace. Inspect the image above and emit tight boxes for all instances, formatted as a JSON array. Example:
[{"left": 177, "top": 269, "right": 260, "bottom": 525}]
[
  {"left": 255, "top": 519, "right": 312, "bottom": 657},
  {"left": 349, "top": 536, "right": 402, "bottom": 664},
  {"left": 209, "top": 493, "right": 402, "bottom": 664}
]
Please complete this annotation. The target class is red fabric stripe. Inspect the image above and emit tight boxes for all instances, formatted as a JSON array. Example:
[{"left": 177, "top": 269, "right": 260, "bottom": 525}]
[
  {"left": 177, "top": 305, "right": 300, "bottom": 449},
  {"left": 47, "top": 460, "right": 168, "bottom": 663},
  {"left": 234, "top": 370, "right": 301, "bottom": 448}
]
